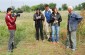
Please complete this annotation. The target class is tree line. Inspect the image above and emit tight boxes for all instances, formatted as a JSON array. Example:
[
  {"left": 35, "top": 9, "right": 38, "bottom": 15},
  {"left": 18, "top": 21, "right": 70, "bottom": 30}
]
[
  {"left": 17, "top": 3, "right": 56, "bottom": 12},
  {"left": 0, "top": 2, "right": 85, "bottom": 12}
]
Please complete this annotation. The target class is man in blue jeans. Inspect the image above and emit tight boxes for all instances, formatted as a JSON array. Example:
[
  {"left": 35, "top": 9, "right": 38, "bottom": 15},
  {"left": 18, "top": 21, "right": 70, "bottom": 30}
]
[{"left": 66, "top": 6, "right": 82, "bottom": 51}]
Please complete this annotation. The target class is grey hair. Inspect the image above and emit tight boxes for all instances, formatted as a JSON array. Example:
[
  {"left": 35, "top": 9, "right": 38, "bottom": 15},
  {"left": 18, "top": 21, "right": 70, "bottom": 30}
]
[{"left": 68, "top": 6, "right": 73, "bottom": 10}]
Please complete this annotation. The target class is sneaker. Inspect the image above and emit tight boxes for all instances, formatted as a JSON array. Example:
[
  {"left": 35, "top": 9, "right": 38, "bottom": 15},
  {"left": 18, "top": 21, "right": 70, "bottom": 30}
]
[
  {"left": 47, "top": 35, "right": 50, "bottom": 39},
  {"left": 72, "top": 49, "right": 76, "bottom": 51},
  {"left": 42, "top": 40, "right": 45, "bottom": 42},
  {"left": 56, "top": 42, "right": 59, "bottom": 43},
  {"left": 66, "top": 46, "right": 69, "bottom": 48},
  {"left": 8, "top": 50, "right": 13, "bottom": 52},
  {"left": 36, "top": 40, "right": 39, "bottom": 42},
  {"left": 48, "top": 38, "right": 52, "bottom": 42}
]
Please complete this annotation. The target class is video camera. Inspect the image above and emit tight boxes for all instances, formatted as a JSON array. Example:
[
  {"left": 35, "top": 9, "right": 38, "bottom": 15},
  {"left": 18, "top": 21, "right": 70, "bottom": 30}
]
[{"left": 12, "top": 10, "right": 23, "bottom": 17}]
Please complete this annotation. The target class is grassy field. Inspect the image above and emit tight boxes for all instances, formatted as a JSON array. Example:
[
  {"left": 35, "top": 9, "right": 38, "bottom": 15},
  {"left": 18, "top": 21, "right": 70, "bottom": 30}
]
[{"left": 0, "top": 11, "right": 85, "bottom": 55}]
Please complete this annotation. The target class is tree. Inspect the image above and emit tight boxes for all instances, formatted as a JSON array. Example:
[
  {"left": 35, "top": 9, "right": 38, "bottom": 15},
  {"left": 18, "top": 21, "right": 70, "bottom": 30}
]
[
  {"left": 62, "top": 4, "right": 68, "bottom": 10},
  {"left": 74, "top": 2, "right": 85, "bottom": 10},
  {"left": 37, "top": 4, "right": 44, "bottom": 11},
  {"left": 11, "top": 6, "right": 15, "bottom": 9},
  {"left": 74, "top": 4, "right": 82, "bottom": 10},
  {"left": 74, "top": 6, "right": 78, "bottom": 10},
  {"left": 49, "top": 3, "right": 56, "bottom": 9},
  {"left": 31, "top": 3, "right": 56, "bottom": 11},
  {"left": 17, "top": 8, "right": 22, "bottom": 11},
  {"left": 21, "top": 5, "right": 31, "bottom": 12},
  {"left": 11, "top": 6, "right": 17, "bottom": 12},
  {"left": 31, "top": 5, "right": 37, "bottom": 11},
  {"left": 81, "top": 2, "right": 85, "bottom": 10},
  {"left": 31, "top": 4, "right": 44, "bottom": 11},
  {"left": 58, "top": 7, "right": 62, "bottom": 11}
]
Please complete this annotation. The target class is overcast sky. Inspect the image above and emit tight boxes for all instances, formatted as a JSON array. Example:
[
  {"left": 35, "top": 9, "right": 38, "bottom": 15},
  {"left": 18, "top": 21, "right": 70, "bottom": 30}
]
[{"left": 0, "top": 0, "right": 85, "bottom": 11}]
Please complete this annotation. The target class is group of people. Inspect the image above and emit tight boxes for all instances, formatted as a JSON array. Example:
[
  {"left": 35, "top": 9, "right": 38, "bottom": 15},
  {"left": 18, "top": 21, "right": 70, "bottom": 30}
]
[
  {"left": 33, "top": 5, "right": 62, "bottom": 43},
  {"left": 33, "top": 4, "right": 83, "bottom": 51},
  {"left": 5, "top": 4, "right": 82, "bottom": 52}
]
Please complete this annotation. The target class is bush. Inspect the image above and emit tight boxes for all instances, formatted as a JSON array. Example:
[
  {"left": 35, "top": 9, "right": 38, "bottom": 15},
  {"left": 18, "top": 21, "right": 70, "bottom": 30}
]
[{"left": 77, "top": 10, "right": 85, "bottom": 43}]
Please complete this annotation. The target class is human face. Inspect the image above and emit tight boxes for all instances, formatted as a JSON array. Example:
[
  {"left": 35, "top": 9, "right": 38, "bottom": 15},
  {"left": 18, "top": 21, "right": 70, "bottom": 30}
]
[
  {"left": 54, "top": 8, "right": 58, "bottom": 13},
  {"left": 45, "top": 7, "right": 49, "bottom": 11},
  {"left": 8, "top": 10, "right": 12, "bottom": 14},
  {"left": 68, "top": 8, "right": 72, "bottom": 14},
  {"left": 36, "top": 10, "right": 40, "bottom": 14}
]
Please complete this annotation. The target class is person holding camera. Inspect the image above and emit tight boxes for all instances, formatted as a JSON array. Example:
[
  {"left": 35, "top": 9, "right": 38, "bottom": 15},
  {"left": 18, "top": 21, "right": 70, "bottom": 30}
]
[
  {"left": 5, "top": 8, "right": 16, "bottom": 52},
  {"left": 50, "top": 7, "right": 62, "bottom": 44},
  {"left": 33, "top": 8, "right": 45, "bottom": 42}
]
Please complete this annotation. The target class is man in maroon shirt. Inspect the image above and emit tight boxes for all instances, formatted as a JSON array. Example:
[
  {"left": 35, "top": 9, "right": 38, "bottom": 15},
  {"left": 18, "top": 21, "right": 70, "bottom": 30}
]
[{"left": 5, "top": 8, "right": 16, "bottom": 52}]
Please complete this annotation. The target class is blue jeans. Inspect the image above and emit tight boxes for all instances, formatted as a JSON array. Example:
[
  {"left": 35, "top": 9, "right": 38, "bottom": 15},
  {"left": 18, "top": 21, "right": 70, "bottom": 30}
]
[{"left": 51, "top": 24, "right": 60, "bottom": 42}]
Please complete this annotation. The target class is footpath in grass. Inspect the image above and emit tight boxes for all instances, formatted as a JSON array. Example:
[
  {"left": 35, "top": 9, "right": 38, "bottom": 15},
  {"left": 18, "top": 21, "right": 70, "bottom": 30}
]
[{"left": 0, "top": 12, "right": 85, "bottom": 55}]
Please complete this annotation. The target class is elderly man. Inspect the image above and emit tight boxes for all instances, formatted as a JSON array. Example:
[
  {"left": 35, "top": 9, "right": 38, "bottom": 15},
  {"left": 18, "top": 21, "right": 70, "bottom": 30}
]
[{"left": 66, "top": 6, "right": 82, "bottom": 51}]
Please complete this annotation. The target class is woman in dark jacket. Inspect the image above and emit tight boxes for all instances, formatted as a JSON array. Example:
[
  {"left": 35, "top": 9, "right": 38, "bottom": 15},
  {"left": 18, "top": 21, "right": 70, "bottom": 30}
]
[
  {"left": 50, "top": 7, "right": 62, "bottom": 44},
  {"left": 33, "top": 8, "right": 45, "bottom": 41}
]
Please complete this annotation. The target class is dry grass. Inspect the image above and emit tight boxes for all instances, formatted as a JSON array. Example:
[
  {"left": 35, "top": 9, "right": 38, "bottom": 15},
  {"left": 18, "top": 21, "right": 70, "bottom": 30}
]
[
  {"left": 77, "top": 10, "right": 85, "bottom": 43},
  {"left": 0, "top": 11, "right": 85, "bottom": 55}
]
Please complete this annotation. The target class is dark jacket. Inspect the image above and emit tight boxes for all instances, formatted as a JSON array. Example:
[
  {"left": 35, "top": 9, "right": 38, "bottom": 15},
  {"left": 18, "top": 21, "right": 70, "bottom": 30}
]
[
  {"left": 67, "top": 11, "right": 83, "bottom": 32},
  {"left": 33, "top": 13, "right": 45, "bottom": 27},
  {"left": 50, "top": 12, "right": 62, "bottom": 26},
  {"left": 5, "top": 14, "right": 16, "bottom": 30}
]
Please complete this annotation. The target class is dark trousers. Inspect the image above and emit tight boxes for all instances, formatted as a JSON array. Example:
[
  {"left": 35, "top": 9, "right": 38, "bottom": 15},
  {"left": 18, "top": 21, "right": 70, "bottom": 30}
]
[{"left": 35, "top": 23, "right": 44, "bottom": 40}]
